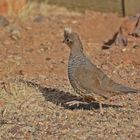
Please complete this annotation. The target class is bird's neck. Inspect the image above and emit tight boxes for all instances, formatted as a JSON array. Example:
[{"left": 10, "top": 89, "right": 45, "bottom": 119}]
[{"left": 70, "top": 41, "right": 84, "bottom": 56}]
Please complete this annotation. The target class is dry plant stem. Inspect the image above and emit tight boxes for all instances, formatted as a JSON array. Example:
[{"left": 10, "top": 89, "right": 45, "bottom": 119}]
[{"left": 1, "top": 81, "right": 13, "bottom": 95}]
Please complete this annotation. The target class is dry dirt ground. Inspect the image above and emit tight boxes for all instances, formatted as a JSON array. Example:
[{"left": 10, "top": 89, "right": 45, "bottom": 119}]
[{"left": 0, "top": 8, "right": 140, "bottom": 139}]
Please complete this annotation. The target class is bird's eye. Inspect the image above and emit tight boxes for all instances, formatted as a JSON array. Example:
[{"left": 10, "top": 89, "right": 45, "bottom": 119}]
[{"left": 66, "top": 38, "right": 70, "bottom": 42}]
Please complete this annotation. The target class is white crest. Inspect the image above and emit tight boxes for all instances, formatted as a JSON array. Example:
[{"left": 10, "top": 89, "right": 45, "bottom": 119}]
[{"left": 64, "top": 28, "right": 72, "bottom": 34}]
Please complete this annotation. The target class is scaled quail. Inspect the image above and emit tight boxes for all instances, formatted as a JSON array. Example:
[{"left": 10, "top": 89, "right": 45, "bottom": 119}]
[{"left": 63, "top": 28, "right": 139, "bottom": 113}]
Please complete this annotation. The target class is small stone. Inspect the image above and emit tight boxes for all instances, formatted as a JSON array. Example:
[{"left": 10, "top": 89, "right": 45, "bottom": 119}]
[
  {"left": 46, "top": 57, "right": 51, "bottom": 61},
  {"left": 102, "top": 64, "right": 109, "bottom": 71},
  {"left": 0, "top": 16, "right": 9, "bottom": 27},
  {"left": 25, "top": 48, "right": 34, "bottom": 53},
  {"left": 26, "top": 26, "right": 32, "bottom": 30},
  {"left": 33, "top": 14, "right": 45, "bottom": 23},
  {"left": 6, "top": 24, "right": 22, "bottom": 41},
  {"left": 122, "top": 48, "right": 127, "bottom": 52},
  {"left": 10, "top": 29, "right": 21, "bottom": 40}
]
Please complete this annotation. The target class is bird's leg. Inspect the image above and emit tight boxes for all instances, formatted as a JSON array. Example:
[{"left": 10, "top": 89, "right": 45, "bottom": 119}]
[{"left": 99, "top": 102, "right": 104, "bottom": 114}]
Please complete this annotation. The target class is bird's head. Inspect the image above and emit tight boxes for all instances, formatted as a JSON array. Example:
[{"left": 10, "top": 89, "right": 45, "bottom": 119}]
[{"left": 63, "top": 28, "right": 83, "bottom": 51}]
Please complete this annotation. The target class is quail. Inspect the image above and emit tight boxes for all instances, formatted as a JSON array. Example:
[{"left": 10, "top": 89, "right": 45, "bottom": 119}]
[
  {"left": 132, "top": 16, "right": 140, "bottom": 37},
  {"left": 103, "top": 27, "right": 128, "bottom": 49},
  {"left": 63, "top": 28, "right": 139, "bottom": 113},
  {"left": 115, "top": 27, "right": 128, "bottom": 46}
]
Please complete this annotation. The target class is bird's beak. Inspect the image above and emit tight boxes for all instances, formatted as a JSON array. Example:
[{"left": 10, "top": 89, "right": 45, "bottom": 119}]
[{"left": 62, "top": 39, "right": 65, "bottom": 43}]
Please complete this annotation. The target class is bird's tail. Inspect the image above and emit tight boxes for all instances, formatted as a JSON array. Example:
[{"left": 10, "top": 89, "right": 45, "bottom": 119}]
[{"left": 112, "top": 82, "right": 139, "bottom": 93}]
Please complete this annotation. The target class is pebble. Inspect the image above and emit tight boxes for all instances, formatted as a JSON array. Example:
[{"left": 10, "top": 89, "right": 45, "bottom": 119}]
[
  {"left": 33, "top": 14, "right": 45, "bottom": 23},
  {"left": 122, "top": 48, "right": 127, "bottom": 52},
  {"left": 6, "top": 24, "right": 22, "bottom": 41},
  {"left": 10, "top": 29, "right": 21, "bottom": 40},
  {"left": 0, "top": 16, "right": 9, "bottom": 27}
]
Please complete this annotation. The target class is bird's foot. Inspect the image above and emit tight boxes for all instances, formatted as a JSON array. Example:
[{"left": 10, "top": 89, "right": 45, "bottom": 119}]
[{"left": 99, "top": 102, "right": 104, "bottom": 115}]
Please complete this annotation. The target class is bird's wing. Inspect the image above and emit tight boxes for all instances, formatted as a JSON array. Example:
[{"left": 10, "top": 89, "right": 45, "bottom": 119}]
[
  {"left": 77, "top": 65, "right": 139, "bottom": 94},
  {"left": 74, "top": 65, "right": 114, "bottom": 98},
  {"left": 96, "top": 67, "right": 138, "bottom": 93},
  {"left": 74, "top": 64, "right": 138, "bottom": 99}
]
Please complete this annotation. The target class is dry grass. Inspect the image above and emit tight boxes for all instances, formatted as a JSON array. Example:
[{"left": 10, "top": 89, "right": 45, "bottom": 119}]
[
  {"left": 6, "top": 0, "right": 81, "bottom": 19},
  {"left": 0, "top": 78, "right": 140, "bottom": 139},
  {"left": 2, "top": 0, "right": 49, "bottom": 18},
  {"left": 19, "top": 0, "right": 49, "bottom": 19}
]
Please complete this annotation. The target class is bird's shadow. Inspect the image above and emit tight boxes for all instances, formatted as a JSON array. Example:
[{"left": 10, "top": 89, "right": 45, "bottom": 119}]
[{"left": 22, "top": 80, "right": 122, "bottom": 110}]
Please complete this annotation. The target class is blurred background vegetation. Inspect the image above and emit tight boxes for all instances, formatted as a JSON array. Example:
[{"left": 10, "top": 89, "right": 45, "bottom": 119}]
[{"left": 0, "top": 0, "right": 140, "bottom": 17}]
